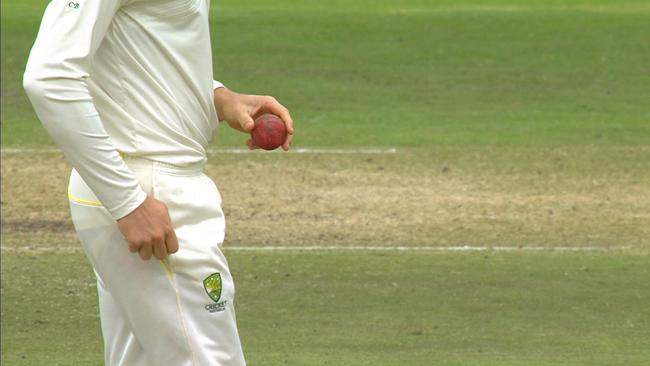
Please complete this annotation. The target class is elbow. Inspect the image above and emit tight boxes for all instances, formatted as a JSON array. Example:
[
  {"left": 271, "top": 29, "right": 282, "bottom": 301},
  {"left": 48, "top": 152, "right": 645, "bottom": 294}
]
[
  {"left": 23, "top": 62, "right": 90, "bottom": 103},
  {"left": 22, "top": 72, "right": 58, "bottom": 134},
  {"left": 22, "top": 69, "right": 46, "bottom": 102},
  {"left": 22, "top": 60, "right": 66, "bottom": 101},
  {"left": 22, "top": 67, "right": 59, "bottom": 132}
]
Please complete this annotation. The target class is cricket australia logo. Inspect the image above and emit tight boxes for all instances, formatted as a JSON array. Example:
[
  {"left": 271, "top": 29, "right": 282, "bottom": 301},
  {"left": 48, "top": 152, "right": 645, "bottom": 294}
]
[
  {"left": 203, "top": 273, "right": 222, "bottom": 302},
  {"left": 203, "top": 272, "right": 227, "bottom": 313}
]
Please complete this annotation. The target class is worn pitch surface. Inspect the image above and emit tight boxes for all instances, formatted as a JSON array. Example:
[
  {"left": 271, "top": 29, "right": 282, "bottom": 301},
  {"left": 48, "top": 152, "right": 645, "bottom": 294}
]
[{"left": 1, "top": 149, "right": 649, "bottom": 251}]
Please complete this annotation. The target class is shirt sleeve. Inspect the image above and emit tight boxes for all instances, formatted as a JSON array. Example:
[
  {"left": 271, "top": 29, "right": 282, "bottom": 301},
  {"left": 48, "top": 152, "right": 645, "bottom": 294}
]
[
  {"left": 213, "top": 80, "right": 225, "bottom": 90},
  {"left": 23, "top": 0, "right": 147, "bottom": 220}
]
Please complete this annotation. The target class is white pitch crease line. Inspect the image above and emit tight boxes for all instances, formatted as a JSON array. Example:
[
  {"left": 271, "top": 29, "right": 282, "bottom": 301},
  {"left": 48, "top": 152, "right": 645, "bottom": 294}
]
[
  {"left": 0, "top": 245, "right": 623, "bottom": 253},
  {"left": 0, "top": 246, "right": 82, "bottom": 253},
  {"left": 225, "top": 245, "right": 618, "bottom": 252},
  {"left": 209, "top": 147, "right": 399, "bottom": 154},
  {"left": 1, "top": 147, "right": 399, "bottom": 155},
  {"left": 0, "top": 148, "right": 61, "bottom": 153}
]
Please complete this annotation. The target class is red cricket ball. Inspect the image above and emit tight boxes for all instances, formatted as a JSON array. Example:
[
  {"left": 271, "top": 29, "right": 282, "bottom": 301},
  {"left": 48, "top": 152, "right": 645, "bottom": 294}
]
[{"left": 251, "top": 114, "right": 287, "bottom": 150}]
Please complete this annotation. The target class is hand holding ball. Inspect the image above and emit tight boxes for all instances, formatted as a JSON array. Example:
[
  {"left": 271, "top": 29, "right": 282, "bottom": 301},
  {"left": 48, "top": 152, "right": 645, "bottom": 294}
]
[{"left": 251, "top": 114, "right": 288, "bottom": 150}]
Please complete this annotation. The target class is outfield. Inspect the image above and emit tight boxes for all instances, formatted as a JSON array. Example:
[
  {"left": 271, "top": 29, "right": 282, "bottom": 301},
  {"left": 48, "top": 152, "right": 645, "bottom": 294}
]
[{"left": 2, "top": 0, "right": 649, "bottom": 365}]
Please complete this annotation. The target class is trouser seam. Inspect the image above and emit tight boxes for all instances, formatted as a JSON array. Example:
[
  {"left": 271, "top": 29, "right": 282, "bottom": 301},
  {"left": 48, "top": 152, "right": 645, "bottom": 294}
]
[
  {"left": 159, "top": 260, "right": 199, "bottom": 366},
  {"left": 153, "top": 166, "right": 198, "bottom": 366}
]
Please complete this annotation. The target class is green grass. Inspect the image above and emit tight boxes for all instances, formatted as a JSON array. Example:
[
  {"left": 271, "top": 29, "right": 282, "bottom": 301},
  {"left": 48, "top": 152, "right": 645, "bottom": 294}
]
[
  {"left": 2, "top": 251, "right": 649, "bottom": 366},
  {"left": 2, "top": 0, "right": 649, "bottom": 147}
]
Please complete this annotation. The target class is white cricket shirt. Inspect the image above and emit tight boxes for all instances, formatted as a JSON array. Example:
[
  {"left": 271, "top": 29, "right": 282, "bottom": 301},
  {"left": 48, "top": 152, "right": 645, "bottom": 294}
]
[{"left": 23, "top": 0, "right": 222, "bottom": 219}]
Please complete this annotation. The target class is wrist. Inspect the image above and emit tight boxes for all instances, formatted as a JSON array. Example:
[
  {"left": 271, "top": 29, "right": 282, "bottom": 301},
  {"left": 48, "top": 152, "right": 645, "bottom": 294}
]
[{"left": 213, "top": 87, "right": 233, "bottom": 122}]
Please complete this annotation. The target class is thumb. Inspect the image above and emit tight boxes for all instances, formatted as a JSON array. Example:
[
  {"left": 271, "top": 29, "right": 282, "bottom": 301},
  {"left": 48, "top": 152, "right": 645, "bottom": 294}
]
[{"left": 238, "top": 113, "right": 255, "bottom": 132}]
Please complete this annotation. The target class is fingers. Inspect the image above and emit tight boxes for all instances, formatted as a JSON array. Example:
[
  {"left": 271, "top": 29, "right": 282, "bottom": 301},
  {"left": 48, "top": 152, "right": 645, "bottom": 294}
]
[
  {"left": 132, "top": 232, "right": 177, "bottom": 261},
  {"left": 220, "top": 93, "right": 294, "bottom": 149},
  {"left": 127, "top": 240, "right": 140, "bottom": 254},
  {"left": 282, "top": 133, "right": 294, "bottom": 151},
  {"left": 118, "top": 196, "right": 180, "bottom": 261},
  {"left": 246, "top": 138, "right": 259, "bottom": 150},
  {"left": 140, "top": 223, "right": 178, "bottom": 260},
  {"left": 138, "top": 243, "right": 153, "bottom": 260},
  {"left": 261, "top": 97, "right": 294, "bottom": 150},
  {"left": 132, "top": 231, "right": 177, "bottom": 261},
  {"left": 152, "top": 240, "right": 167, "bottom": 260},
  {"left": 263, "top": 97, "right": 294, "bottom": 134},
  {"left": 165, "top": 228, "right": 179, "bottom": 254}
]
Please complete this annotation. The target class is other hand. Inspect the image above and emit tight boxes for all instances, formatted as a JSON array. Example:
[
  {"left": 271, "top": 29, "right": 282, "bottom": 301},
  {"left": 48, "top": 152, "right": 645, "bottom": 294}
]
[
  {"left": 213, "top": 88, "right": 294, "bottom": 150},
  {"left": 117, "top": 196, "right": 179, "bottom": 260}
]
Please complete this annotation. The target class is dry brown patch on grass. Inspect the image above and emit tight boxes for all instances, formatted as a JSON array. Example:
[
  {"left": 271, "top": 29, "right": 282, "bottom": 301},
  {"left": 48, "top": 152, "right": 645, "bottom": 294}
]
[{"left": 1, "top": 146, "right": 649, "bottom": 251}]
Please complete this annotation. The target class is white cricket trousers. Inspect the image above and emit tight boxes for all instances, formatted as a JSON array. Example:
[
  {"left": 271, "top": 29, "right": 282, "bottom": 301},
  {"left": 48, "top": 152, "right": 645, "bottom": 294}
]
[{"left": 68, "top": 156, "right": 246, "bottom": 366}]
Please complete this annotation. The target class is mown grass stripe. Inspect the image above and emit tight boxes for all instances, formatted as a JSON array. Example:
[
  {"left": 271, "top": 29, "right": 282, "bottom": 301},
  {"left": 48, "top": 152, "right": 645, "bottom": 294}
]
[{"left": 0, "top": 245, "right": 627, "bottom": 253}]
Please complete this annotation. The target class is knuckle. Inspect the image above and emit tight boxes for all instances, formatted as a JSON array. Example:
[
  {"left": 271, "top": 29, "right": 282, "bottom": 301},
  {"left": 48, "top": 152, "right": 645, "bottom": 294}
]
[{"left": 135, "top": 238, "right": 149, "bottom": 247}]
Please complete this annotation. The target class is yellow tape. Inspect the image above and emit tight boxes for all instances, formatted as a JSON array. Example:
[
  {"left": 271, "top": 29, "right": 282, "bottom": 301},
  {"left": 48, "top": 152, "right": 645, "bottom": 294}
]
[
  {"left": 160, "top": 259, "right": 174, "bottom": 278},
  {"left": 67, "top": 191, "right": 103, "bottom": 206},
  {"left": 158, "top": 258, "right": 198, "bottom": 363},
  {"left": 66, "top": 151, "right": 125, "bottom": 207}
]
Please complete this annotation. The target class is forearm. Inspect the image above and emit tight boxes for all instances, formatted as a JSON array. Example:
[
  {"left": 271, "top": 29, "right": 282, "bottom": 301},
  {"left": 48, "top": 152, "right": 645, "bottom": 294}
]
[{"left": 23, "top": 76, "right": 146, "bottom": 219}]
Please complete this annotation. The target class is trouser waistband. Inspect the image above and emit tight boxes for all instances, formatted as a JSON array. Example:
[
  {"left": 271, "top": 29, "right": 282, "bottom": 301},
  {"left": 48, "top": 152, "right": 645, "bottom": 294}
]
[{"left": 120, "top": 153, "right": 205, "bottom": 176}]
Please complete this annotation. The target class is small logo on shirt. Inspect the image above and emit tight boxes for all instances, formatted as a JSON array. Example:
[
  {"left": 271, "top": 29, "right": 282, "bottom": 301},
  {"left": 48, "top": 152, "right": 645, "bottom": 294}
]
[{"left": 68, "top": 2, "right": 80, "bottom": 9}]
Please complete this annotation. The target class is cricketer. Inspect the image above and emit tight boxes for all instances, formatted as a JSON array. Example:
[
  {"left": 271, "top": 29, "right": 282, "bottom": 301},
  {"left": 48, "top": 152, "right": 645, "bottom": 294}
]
[{"left": 23, "top": 0, "right": 294, "bottom": 365}]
